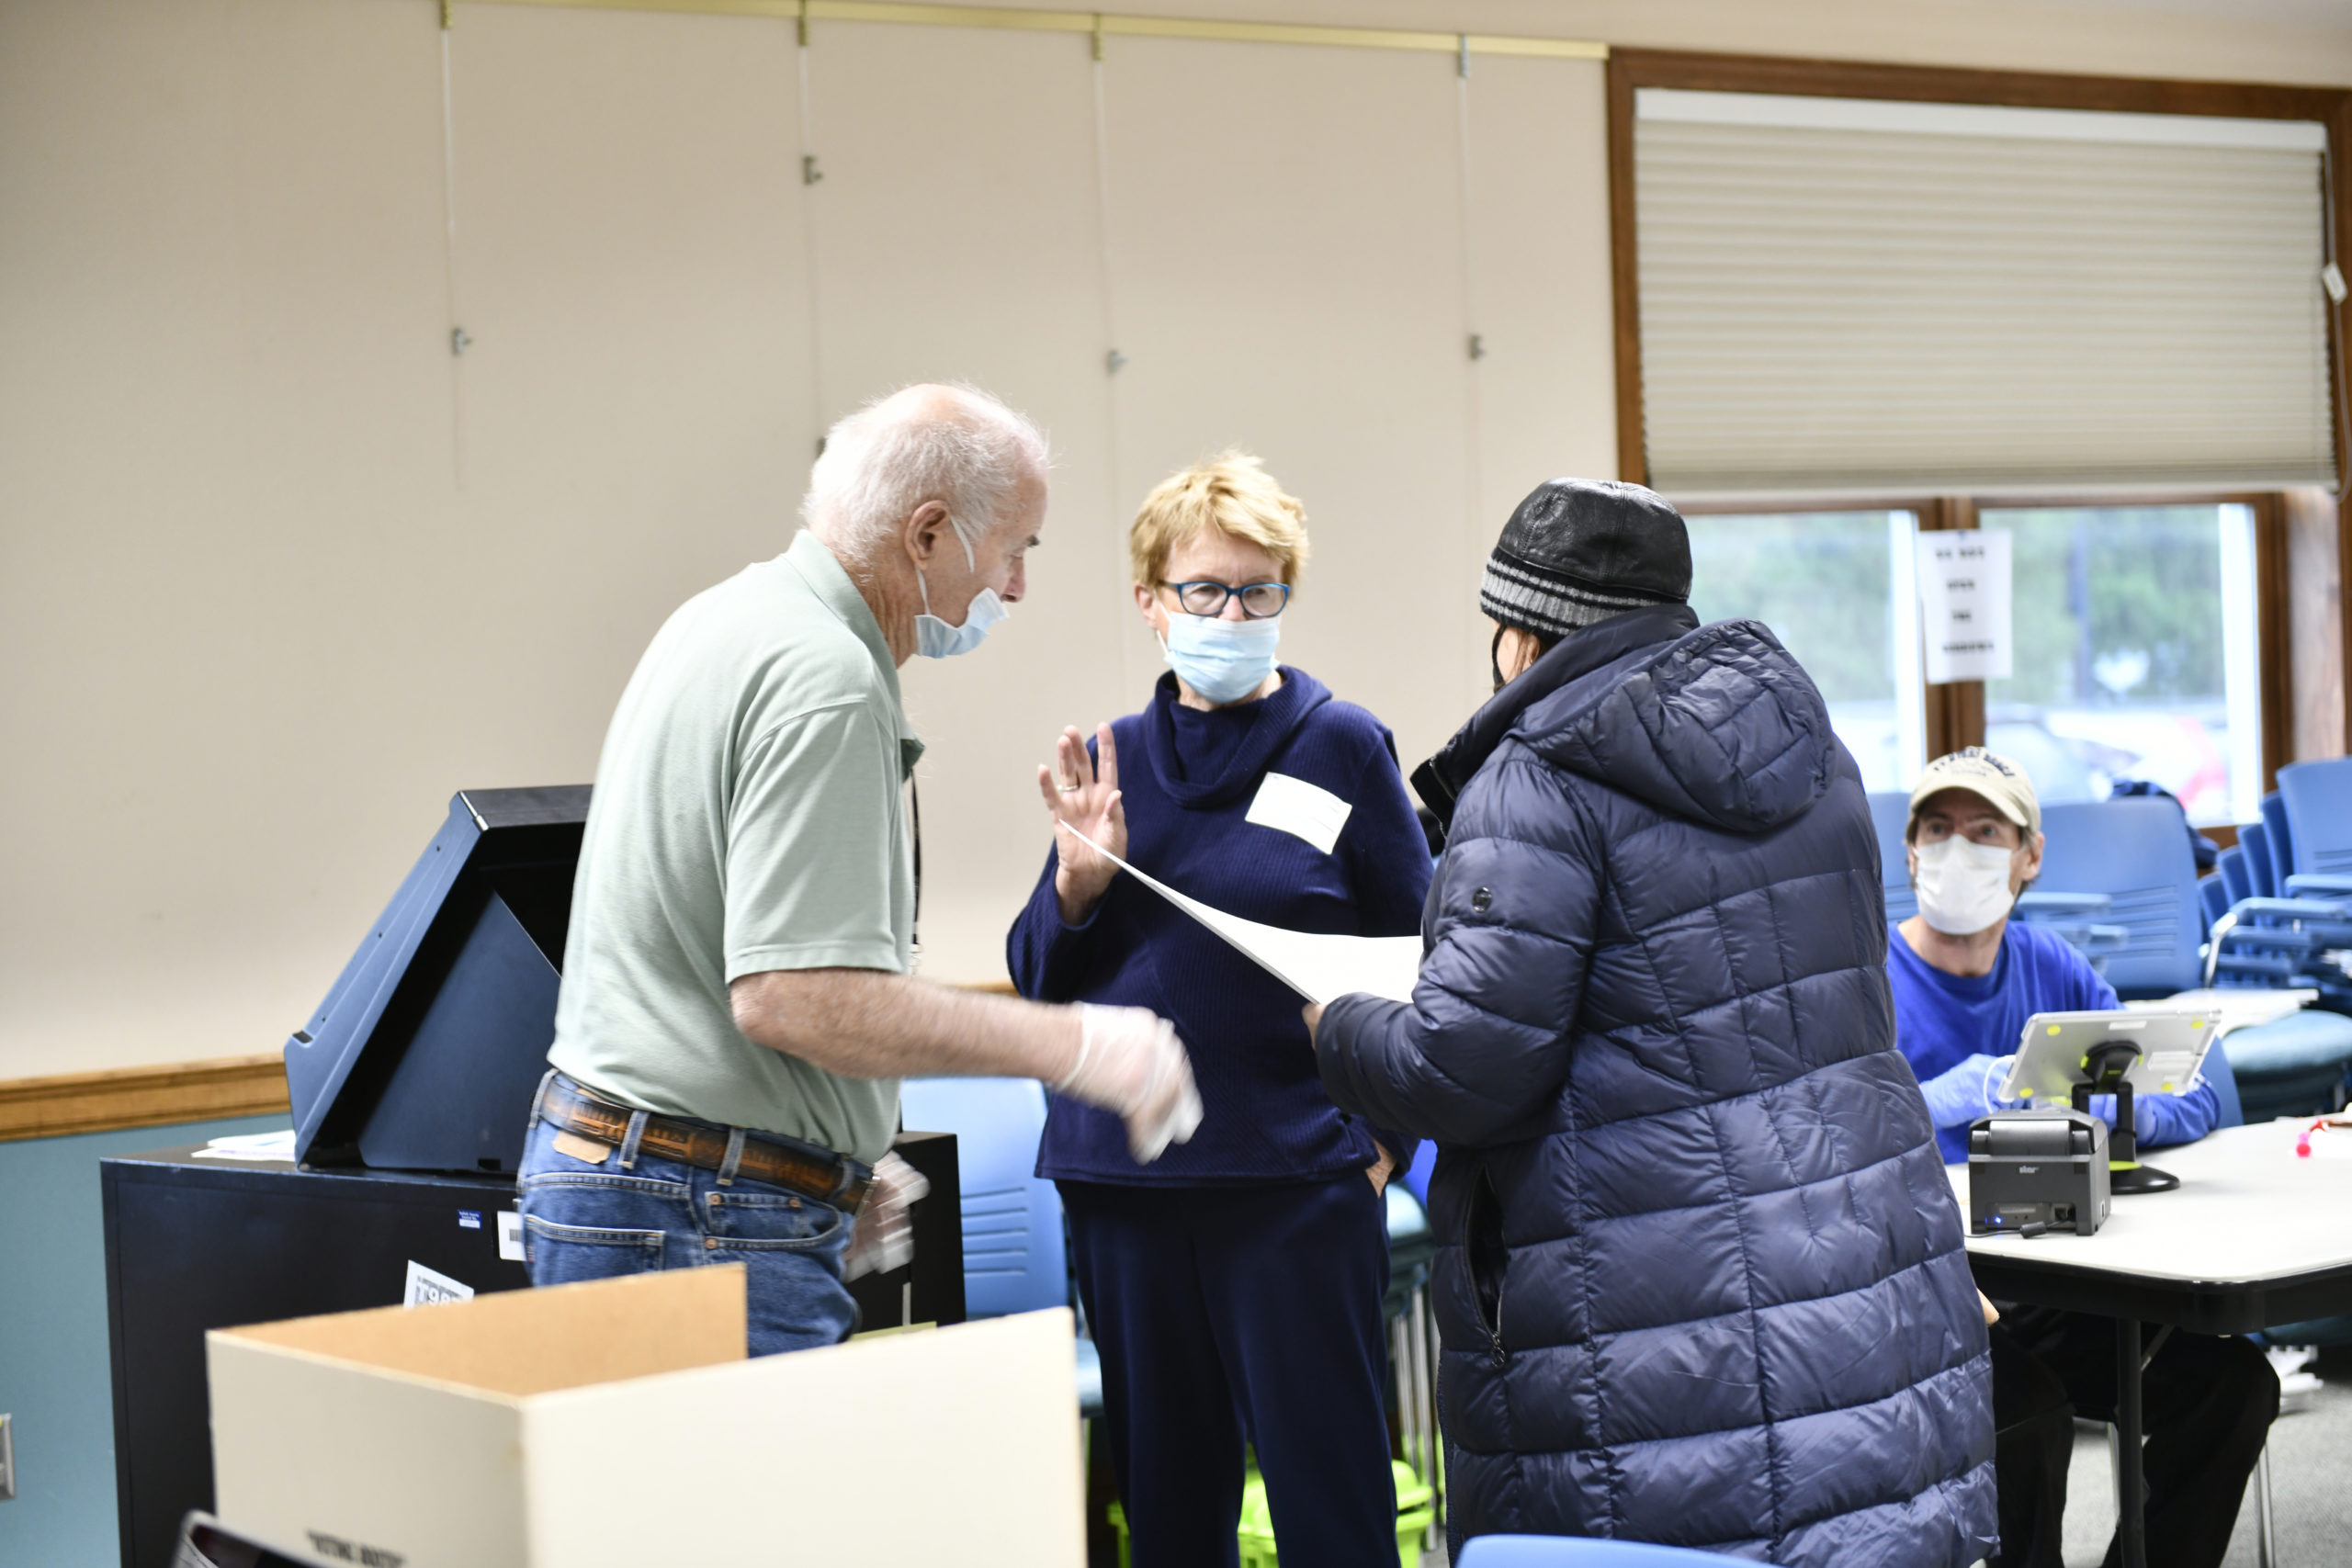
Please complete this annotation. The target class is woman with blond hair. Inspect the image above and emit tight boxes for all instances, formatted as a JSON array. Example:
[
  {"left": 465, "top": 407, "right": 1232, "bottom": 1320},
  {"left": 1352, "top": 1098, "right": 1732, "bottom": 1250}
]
[{"left": 1008, "top": 454, "right": 1431, "bottom": 1566}]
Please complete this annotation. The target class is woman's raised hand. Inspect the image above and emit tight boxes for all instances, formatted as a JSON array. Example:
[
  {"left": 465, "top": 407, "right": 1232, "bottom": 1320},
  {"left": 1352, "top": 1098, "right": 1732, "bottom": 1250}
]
[{"left": 1038, "top": 723, "right": 1125, "bottom": 924}]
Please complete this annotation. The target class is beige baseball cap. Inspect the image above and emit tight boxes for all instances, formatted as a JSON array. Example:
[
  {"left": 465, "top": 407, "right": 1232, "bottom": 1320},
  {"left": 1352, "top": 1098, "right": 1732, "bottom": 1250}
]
[{"left": 1908, "top": 748, "right": 2041, "bottom": 839}]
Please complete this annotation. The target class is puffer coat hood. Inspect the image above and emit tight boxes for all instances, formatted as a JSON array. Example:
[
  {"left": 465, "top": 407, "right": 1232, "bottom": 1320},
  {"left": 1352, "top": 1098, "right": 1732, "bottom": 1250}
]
[{"left": 1322, "top": 610, "right": 1996, "bottom": 1564}]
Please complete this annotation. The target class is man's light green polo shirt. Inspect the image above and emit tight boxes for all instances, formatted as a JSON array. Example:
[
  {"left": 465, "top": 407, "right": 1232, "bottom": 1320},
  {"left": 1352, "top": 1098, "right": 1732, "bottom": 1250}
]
[{"left": 548, "top": 531, "right": 921, "bottom": 1165}]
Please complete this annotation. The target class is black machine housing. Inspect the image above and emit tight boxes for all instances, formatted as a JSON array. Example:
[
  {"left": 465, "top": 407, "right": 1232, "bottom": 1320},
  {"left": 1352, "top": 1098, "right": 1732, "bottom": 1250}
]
[
  {"left": 283, "top": 786, "right": 588, "bottom": 1174},
  {"left": 1968, "top": 1108, "right": 2111, "bottom": 1236}
]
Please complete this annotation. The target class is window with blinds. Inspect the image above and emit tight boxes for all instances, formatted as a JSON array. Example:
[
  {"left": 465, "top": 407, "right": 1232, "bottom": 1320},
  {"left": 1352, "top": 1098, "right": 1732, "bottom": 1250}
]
[{"left": 1633, "top": 89, "right": 2338, "bottom": 498}]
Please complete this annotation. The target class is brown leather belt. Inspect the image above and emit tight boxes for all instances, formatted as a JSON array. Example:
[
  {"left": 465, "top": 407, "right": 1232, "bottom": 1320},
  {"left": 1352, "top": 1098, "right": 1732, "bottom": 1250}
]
[{"left": 539, "top": 1074, "right": 871, "bottom": 1211}]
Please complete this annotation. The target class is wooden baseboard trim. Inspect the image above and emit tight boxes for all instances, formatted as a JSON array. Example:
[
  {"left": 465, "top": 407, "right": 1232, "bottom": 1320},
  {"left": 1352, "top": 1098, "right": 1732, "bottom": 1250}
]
[{"left": 0, "top": 1055, "right": 291, "bottom": 1145}]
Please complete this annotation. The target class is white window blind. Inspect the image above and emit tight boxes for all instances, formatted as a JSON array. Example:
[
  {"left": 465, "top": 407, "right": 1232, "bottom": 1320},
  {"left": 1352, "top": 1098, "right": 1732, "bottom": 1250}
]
[{"left": 1634, "top": 89, "right": 2337, "bottom": 498}]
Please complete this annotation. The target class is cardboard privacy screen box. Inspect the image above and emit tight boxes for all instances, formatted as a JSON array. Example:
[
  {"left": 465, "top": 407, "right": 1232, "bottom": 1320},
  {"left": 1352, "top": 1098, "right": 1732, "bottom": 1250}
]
[{"left": 206, "top": 1267, "right": 1083, "bottom": 1567}]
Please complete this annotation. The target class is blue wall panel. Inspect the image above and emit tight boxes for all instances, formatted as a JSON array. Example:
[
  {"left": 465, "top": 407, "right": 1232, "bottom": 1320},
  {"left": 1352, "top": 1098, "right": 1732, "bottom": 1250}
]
[{"left": 0, "top": 1115, "right": 289, "bottom": 1568}]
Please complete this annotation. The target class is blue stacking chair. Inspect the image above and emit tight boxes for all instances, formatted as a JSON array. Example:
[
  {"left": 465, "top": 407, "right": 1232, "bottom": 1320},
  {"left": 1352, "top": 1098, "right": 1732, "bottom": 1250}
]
[
  {"left": 898, "top": 1077, "right": 1068, "bottom": 1317},
  {"left": 2201, "top": 893, "right": 2352, "bottom": 1120},
  {"left": 1457, "top": 1536, "right": 1726, "bottom": 1565},
  {"left": 2278, "top": 758, "right": 2352, "bottom": 878},
  {"left": 2199, "top": 873, "right": 2232, "bottom": 932},
  {"left": 2034, "top": 799, "right": 2205, "bottom": 998},
  {"left": 2241, "top": 821, "right": 2278, "bottom": 897},
  {"left": 1868, "top": 791, "right": 1917, "bottom": 922},
  {"left": 897, "top": 1077, "right": 1102, "bottom": 1416},
  {"left": 2260, "top": 793, "right": 2297, "bottom": 894},
  {"left": 2218, "top": 844, "right": 2254, "bottom": 908},
  {"left": 2197, "top": 795, "right": 2352, "bottom": 1118}
]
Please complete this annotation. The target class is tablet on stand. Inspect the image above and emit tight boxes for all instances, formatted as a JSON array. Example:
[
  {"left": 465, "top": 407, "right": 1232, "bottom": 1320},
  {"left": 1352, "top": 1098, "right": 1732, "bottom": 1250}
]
[{"left": 1999, "top": 1010, "right": 2220, "bottom": 1194}]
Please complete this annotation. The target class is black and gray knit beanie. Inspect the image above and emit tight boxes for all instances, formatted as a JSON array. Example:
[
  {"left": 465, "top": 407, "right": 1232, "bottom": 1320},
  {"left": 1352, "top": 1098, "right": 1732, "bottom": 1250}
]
[{"left": 1479, "top": 479, "right": 1691, "bottom": 640}]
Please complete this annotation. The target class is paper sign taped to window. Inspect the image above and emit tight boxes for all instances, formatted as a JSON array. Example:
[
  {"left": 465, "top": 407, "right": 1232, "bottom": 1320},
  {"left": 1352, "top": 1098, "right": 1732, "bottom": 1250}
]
[
  {"left": 403, "top": 1260, "right": 475, "bottom": 1308},
  {"left": 1071, "top": 829, "right": 1419, "bottom": 1006},
  {"left": 1917, "top": 530, "right": 2013, "bottom": 682},
  {"left": 1245, "top": 772, "right": 1353, "bottom": 854}
]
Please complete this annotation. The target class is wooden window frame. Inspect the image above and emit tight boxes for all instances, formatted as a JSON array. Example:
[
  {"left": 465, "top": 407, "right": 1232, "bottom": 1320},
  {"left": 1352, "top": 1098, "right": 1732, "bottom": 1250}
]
[
  {"left": 1611, "top": 51, "right": 2350, "bottom": 804},
  {"left": 1678, "top": 493, "right": 2294, "bottom": 813}
]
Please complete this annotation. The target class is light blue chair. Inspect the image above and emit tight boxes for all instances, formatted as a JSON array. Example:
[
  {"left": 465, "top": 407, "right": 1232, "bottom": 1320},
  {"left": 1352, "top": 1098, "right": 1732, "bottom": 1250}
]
[
  {"left": 2259, "top": 793, "right": 2297, "bottom": 894},
  {"left": 898, "top": 1077, "right": 1068, "bottom": 1317},
  {"left": 2211, "top": 1010, "right": 2352, "bottom": 1123},
  {"left": 2241, "top": 821, "right": 2278, "bottom": 898},
  {"left": 2217, "top": 844, "right": 2255, "bottom": 909},
  {"left": 2199, "top": 873, "right": 2232, "bottom": 932},
  {"left": 2197, "top": 820, "right": 2352, "bottom": 1118},
  {"left": 1457, "top": 1536, "right": 1727, "bottom": 1565},
  {"left": 898, "top": 1077, "right": 1102, "bottom": 1418},
  {"left": 2035, "top": 799, "right": 2206, "bottom": 998},
  {"left": 2278, "top": 758, "right": 2352, "bottom": 878},
  {"left": 1868, "top": 790, "right": 1917, "bottom": 923}
]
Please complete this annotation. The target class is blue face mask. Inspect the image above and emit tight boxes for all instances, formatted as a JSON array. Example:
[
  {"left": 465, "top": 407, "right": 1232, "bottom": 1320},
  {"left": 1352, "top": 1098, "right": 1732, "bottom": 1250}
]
[
  {"left": 1160, "top": 613, "right": 1282, "bottom": 704},
  {"left": 913, "top": 531, "right": 1009, "bottom": 659}
]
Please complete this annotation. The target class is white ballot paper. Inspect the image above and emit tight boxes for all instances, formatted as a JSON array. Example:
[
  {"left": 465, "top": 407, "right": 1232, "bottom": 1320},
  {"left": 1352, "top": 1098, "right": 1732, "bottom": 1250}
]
[{"left": 1072, "top": 829, "right": 1421, "bottom": 1006}]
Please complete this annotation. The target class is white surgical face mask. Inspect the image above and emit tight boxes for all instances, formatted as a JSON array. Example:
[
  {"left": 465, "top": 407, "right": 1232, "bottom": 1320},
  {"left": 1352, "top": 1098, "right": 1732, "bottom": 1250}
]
[
  {"left": 913, "top": 529, "right": 1009, "bottom": 660},
  {"left": 1159, "top": 613, "right": 1282, "bottom": 705},
  {"left": 1913, "top": 835, "right": 2020, "bottom": 936}
]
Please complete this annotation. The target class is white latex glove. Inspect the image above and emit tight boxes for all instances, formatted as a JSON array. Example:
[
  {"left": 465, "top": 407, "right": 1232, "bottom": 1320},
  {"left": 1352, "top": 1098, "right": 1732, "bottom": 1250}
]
[
  {"left": 843, "top": 1151, "right": 931, "bottom": 1281},
  {"left": 1057, "top": 1003, "right": 1204, "bottom": 1163}
]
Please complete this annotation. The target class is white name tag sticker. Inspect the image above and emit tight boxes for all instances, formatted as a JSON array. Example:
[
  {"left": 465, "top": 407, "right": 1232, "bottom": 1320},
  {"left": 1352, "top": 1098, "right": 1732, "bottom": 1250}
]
[
  {"left": 1245, "top": 773, "right": 1353, "bottom": 855},
  {"left": 403, "top": 1260, "right": 475, "bottom": 1308},
  {"left": 496, "top": 1210, "right": 526, "bottom": 1263}
]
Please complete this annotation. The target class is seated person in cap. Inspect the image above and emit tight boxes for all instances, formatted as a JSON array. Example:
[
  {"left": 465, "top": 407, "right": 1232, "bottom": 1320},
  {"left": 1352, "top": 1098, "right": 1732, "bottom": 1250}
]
[{"left": 1887, "top": 748, "right": 2277, "bottom": 1568}]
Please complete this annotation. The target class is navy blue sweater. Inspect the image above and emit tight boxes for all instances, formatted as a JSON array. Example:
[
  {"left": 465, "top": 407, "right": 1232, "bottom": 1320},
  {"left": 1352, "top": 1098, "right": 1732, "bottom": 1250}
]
[{"left": 1008, "top": 667, "right": 1433, "bottom": 1185}]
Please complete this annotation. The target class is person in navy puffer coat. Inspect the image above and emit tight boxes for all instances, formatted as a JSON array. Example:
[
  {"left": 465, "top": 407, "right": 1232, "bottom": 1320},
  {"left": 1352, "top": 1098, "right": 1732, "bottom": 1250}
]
[{"left": 1312, "top": 479, "right": 1998, "bottom": 1565}]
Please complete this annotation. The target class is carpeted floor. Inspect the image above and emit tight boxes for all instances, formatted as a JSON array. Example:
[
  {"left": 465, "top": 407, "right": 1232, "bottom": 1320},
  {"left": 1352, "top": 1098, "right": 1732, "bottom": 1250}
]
[{"left": 2062, "top": 1345, "right": 2352, "bottom": 1568}]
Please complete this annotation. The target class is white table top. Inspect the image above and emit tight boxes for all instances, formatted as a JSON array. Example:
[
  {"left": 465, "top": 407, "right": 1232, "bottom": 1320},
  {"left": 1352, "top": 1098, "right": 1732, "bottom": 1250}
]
[{"left": 1948, "top": 1118, "right": 2352, "bottom": 1286}]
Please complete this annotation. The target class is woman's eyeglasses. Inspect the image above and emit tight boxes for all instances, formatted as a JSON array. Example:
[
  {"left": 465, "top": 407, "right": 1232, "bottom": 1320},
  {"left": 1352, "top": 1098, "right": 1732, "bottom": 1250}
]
[{"left": 1160, "top": 580, "right": 1291, "bottom": 619}]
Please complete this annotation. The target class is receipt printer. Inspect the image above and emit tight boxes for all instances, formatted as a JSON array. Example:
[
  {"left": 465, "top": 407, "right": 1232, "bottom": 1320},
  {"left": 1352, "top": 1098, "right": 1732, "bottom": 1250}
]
[{"left": 1967, "top": 1109, "right": 2110, "bottom": 1236}]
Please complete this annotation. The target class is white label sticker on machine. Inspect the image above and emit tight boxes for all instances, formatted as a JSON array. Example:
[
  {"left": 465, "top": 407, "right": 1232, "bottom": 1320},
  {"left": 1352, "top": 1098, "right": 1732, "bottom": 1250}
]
[
  {"left": 1245, "top": 773, "right": 1352, "bottom": 854},
  {"left": 497, "top": 1210, "right": 526, "bottom": 1262},
  {"left": 403, "top": 1260, "right": 474, "bottom": 1308}
]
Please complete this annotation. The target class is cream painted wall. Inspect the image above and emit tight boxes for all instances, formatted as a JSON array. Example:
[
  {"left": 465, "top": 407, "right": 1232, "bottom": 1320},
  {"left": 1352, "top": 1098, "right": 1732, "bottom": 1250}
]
[{"left": 1, "top": 0, "right": 2337, "bottom": 1078}]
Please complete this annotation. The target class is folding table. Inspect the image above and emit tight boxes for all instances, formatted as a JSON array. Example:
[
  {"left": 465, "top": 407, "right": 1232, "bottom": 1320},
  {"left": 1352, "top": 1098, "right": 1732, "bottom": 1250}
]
[{"left": 1949, "top": 1119, "right": 2352, "bottom": 1568}]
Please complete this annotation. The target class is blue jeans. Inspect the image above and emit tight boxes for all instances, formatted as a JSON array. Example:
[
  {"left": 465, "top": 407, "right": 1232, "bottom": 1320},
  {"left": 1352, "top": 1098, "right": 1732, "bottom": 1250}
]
[{"left": 515, "top": 1100, "right": 858, "bottom": 1355}]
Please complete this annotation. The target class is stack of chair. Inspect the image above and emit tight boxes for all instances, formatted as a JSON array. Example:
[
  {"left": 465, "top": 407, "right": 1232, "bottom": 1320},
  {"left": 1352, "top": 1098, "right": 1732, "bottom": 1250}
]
[{"left": 2203, "top": 759, "right": 2352, "bottom": 1122}]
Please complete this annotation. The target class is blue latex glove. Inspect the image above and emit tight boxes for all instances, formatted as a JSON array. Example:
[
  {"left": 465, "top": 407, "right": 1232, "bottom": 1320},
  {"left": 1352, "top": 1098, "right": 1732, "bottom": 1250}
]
[{"left": 1919, "top": 1053, "right": 2009, "bottom": 1129}]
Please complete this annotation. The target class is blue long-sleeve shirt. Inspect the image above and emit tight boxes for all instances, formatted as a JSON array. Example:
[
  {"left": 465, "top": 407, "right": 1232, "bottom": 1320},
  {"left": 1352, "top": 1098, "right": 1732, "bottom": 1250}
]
[
  {"left": 1008, "top": 667, "right": 1432, "bottom": 1185},
  {"left": 1886, "top": 919, "right": 2219, "bottom": 1162}
]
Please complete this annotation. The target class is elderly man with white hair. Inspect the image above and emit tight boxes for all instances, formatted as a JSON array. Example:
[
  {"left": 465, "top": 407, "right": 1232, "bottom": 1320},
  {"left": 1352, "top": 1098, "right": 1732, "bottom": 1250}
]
[{"left": 518, "top": 384, "right": 1200, "bottom": 1354}]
